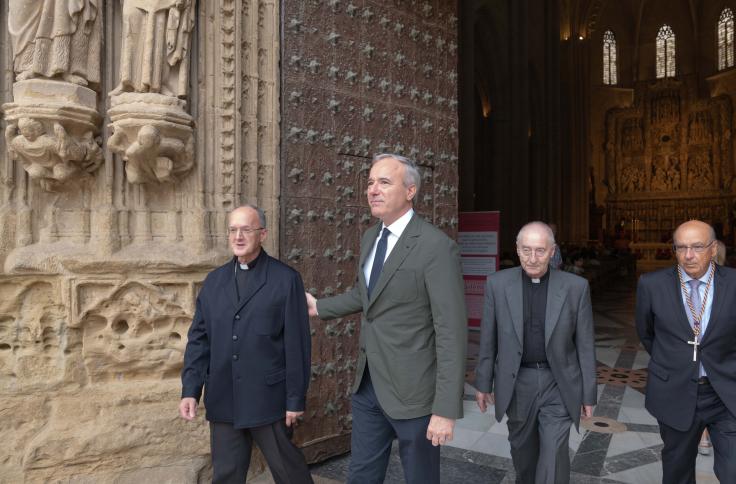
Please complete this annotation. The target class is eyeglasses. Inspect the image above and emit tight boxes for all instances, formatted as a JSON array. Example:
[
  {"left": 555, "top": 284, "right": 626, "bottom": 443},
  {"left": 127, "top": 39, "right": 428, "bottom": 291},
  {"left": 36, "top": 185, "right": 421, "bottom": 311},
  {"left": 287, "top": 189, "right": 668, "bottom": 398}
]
[
  {"left": 518, "top": 247, "right": 549, "bottom": 258},
  {"left": 228, "top": 226, "right": 264, "bottom": 237},
  {"left": 672, "top": 240, "right": 714, "bottom": 254}
]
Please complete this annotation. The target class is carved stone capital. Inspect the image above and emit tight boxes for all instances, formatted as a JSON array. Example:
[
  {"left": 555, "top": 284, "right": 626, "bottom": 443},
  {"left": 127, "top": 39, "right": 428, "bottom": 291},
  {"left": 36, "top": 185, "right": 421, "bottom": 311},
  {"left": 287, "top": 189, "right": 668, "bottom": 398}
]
[
  {"left": 107, "top": 93, "right": 194, "bottom": 184},
  {"left": 3, "top": 80, "right": 103, "bottom": 191}
]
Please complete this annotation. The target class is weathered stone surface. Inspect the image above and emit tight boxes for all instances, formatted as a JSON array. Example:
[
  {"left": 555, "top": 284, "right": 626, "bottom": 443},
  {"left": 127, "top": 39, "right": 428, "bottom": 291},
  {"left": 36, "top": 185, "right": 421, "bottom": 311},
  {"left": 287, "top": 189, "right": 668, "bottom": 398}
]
[
  {"left": 0, "top": 0, "right": 281, "bottom": 481},
  {"left": 107, "top": 93, "right": 194, "bottom": 185}
]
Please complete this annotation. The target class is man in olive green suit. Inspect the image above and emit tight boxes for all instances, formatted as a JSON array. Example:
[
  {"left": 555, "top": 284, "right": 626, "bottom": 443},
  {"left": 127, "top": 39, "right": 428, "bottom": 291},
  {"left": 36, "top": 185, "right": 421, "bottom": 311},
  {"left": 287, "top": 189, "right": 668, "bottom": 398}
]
[{"left": 306, "top": 154, "right": 467, "bottom": 484}]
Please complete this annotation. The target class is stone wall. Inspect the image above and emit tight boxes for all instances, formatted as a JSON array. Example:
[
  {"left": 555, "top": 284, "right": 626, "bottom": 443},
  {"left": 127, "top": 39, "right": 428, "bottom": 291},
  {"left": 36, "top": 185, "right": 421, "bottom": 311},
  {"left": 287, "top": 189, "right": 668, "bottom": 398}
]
[{"left": 0, "top": 1, "right": 280, "bottom": 481}]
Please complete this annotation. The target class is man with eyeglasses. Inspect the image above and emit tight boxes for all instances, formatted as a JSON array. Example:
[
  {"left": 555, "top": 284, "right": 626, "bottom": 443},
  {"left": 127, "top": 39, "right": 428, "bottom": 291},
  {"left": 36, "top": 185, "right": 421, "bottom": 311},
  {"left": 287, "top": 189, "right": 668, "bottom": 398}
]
[
  {"left": 636, "top": 220, "right": 736, "bottom": 484},
  {"left": 179, "top": 205, "right": 313, "bottom": 484},
  {"left": 475, "top": 221, "right": 597, "bottom": 483}
]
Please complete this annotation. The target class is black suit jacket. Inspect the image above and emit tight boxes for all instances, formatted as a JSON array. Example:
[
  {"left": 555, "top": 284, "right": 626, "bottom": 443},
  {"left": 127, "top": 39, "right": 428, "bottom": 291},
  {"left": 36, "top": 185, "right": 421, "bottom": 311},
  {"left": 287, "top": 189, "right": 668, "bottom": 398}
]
[
  {"left": 181, "top": 250, "right": 311, "bottom": 429},
  {"left": 636, "top": 264, "right": 736, "bottom": 431}
]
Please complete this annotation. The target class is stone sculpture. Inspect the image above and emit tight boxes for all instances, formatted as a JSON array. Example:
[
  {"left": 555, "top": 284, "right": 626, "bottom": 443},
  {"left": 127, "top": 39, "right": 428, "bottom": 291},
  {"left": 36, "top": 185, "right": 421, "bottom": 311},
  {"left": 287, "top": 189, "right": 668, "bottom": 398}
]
[
  {"left": 108, "top": 123, "right": 193, "bottom": 183},
  {"left": 108, "top": 0, "right": 197, "bottom": 185},
  {"left": 5, "top": 1, "right": 103, "bottom": 192},
  {"left": 5, "top": 117, "right": 102, "bottom": 191},
  {"left": 8, "top": 0, "right": 101, "bottom": 86},
  {"left": 111, "top": 0, "right": 196, "bottom": 97}
]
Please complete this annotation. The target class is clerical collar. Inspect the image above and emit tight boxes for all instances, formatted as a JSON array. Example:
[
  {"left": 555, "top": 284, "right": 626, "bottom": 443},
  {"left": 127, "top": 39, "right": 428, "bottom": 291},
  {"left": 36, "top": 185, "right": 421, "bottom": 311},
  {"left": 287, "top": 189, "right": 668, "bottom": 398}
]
[
  {"left": 522, "top": 269, "right": 550, "bottom": 284},
  {"left": 235, "top": 250, "right": 262, "bottom": 271}
]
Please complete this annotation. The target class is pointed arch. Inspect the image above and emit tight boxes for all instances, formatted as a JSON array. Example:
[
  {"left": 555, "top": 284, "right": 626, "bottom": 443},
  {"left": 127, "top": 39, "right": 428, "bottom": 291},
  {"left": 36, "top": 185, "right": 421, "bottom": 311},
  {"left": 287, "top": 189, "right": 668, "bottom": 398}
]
[{"left": 656, "top": 24, "right": 676, "bottom": 78}]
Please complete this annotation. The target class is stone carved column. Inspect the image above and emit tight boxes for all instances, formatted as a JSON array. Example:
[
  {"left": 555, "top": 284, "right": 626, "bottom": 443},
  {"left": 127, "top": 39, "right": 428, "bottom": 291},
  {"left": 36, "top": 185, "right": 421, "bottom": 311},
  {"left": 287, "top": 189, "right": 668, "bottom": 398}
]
[
  {"left": 108, "top": 0, "right": 196, "bottom": 185},
  {"left": 4, "top": 0, "right": 103, "bottom": 193}
]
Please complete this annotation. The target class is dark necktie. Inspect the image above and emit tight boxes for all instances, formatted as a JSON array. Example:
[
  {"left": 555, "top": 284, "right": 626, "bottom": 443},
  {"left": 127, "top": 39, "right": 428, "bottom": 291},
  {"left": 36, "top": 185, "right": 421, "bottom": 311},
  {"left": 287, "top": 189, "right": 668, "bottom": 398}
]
[{"left": 368, "top": 228, "right": 391, "bottom": 298}]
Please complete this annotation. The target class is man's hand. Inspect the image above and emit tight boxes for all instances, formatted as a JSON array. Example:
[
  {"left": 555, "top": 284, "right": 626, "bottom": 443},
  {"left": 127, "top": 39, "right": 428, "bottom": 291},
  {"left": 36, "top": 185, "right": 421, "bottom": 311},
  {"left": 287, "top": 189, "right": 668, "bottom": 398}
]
[
  {"left": 285, "top": 410, "right": 304, "bottom": 427},
  {"left": 581, "top": 405, "right": 593, "bottom": 419},
  {"left": 305, "top": 292, "right": 319, "bottom": 317},
  {"left": 426, "top": 415, "right": 455, "bottom": 446},
  {"left": 475, "top": 391, "right": 494, "bottom": 413},
  {"left": 179, "top": 397, "right": 198, "bottom": 421}
]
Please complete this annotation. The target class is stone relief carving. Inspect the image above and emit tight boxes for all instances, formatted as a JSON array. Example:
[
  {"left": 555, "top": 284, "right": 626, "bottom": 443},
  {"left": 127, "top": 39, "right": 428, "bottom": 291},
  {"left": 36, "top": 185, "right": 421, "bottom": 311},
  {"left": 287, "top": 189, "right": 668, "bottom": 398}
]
[
  {"left": 1, "top": 0, "right": 283, "bottom": 480},
  {"left": 621, "top": 118, "right": 643, "bottom": 154},
  {"left": 620, "top": 164, "right": 644, "bottom": 193},
  {"left": 0, "top": 279, "right": 70, "bottom": 392},
  {"left": 75, "top": 281, "right": 191, "bottom": 382},
  {"left": 8, "top": 0, "right": 101, "bottom": 86},
  {"left": 108, "top": 119, "right": 193, "bottom": 183},
  {"left": 5, "top": 117, "right": 102, "bottom": 191},
  {"left": 108, "top": 0, "right": 197, "bottom": 185},
  {"left": 604, "top": 78, "right": 735, "bottom": 243},
  {"left": 687, "top": 152, "right": 714, "bottom": 189},
  {"left": 688, "top": 111, "right": 713, "bottom": 145},
  {"left": 4, "top": 1, "right": 103, "bottom": 192},
  {"left": 650, "top": 155, "right": 680, "bottom": 192},
  {"left": 111, "top": 0, "right": 195, "bottom": 97}
]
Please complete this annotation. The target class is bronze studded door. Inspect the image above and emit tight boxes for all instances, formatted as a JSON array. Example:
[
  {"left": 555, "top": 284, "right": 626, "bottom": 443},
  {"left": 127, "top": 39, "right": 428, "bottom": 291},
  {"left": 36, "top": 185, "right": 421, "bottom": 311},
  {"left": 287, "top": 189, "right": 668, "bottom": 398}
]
[{"left": 280, "top": 0, "right": 459, "bottom": 461}]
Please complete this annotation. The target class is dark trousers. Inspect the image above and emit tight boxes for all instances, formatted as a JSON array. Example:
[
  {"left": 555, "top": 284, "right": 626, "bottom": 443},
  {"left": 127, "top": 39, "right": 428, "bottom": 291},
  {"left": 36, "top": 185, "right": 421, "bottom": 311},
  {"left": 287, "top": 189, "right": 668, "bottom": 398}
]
[
  {"left": 659, "top": 381, "right": 736, "bottom": 484},
  {"left": 506, "top": 368, "right": 573, "bottom": 484},
  {"left": 348, "top": 369, "right": 440, "bottom": 484},
  {"left": 210, "top": 420, "right": 313, "bottom": 484}
]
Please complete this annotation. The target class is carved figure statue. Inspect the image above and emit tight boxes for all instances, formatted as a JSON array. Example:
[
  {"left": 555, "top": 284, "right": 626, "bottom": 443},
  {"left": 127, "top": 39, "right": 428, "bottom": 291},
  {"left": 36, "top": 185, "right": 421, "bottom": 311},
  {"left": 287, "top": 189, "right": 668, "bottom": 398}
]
[
  {"left": 651, "top": 156, "right": 679, "bottom": 192},
  {"left": 5, "top": 118, "right": 101, "bottom": 191},
  {"left": 8, "top": 0, "right": 101, "bottom": 85},
  {"left": 688, "top": 154, "right": 714, "bottom": 190},
  {"left": 667, "top": 156, "right": 681, "bottom": 190},
  {"left": 108, "top": 125, "right": 192, "bottom": 183},
  {"left": 111, "top": 0, "right": 196, "bottom": 97},
  {"left": 621, "top": 165, "right": 644, "bottom": 193}
]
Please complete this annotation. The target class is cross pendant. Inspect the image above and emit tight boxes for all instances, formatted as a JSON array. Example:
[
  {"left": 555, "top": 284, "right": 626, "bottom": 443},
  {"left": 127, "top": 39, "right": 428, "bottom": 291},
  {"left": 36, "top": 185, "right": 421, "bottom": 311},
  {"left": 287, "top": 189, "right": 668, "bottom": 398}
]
[{"left": 688, "top": 336, "right": 700, "bottom": 362}]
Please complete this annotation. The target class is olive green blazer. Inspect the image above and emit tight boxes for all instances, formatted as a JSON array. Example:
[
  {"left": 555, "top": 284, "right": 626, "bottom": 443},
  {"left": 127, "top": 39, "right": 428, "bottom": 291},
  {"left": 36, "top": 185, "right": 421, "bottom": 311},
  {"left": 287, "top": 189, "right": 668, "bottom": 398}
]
[{"left": 317, "top": 214, "right": 467, "bottom": 420}]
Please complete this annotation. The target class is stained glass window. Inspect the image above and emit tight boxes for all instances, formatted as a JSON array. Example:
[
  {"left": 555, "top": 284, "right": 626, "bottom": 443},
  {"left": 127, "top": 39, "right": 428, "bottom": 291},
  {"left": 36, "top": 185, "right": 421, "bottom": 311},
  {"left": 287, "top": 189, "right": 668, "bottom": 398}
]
[
  {"left": 603, "top": 30, "right": 617, "bottom": 85},
  {"left": 718, "top": 8, "right": 734, "bottom": 70},
  {"left": 656, "top": 25, "right": 676, "bottom": 78}
]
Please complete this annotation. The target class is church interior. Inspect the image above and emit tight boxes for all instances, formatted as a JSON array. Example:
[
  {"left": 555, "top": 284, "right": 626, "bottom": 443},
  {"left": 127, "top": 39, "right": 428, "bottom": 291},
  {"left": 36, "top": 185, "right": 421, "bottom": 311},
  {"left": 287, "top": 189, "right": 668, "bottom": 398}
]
[
  {"left": 0, "top": 0, "right": 733, "bottom": 482},
  {"left": 461, "top": 0, "right": 736, "bottom": 273}
]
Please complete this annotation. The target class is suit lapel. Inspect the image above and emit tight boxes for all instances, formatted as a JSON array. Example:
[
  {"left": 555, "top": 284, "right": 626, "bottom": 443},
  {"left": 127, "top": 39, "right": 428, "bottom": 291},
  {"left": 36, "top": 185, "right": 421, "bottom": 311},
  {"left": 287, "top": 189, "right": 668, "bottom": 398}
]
[
  {"left": 233, "top": 252, "right": 268, "bottom": 313},
  {"left": 544, "top": 270, "right": 566, "bottom": 348},
  {"left": 668, "top": 267, "right": 695, "bottom": 335},
  {"left": 504, "top": 268, "right": 524, "bottom": 347},
  {"left": 367, "top": 215, "right": 420, "bottom": 309},
  {"left": 227, "top": 258, "right": 240, "bottom": 308},
  {"left": 702, "top": 266, "right": 727, "bottom": 343}
]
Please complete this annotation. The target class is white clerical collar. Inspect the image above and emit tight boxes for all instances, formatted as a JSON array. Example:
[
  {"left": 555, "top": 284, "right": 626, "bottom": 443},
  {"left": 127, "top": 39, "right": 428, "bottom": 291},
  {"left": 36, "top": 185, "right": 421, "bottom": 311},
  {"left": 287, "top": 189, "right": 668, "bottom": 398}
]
[{"left": 239, "top": 263, "right": 249, "bottom": 270}]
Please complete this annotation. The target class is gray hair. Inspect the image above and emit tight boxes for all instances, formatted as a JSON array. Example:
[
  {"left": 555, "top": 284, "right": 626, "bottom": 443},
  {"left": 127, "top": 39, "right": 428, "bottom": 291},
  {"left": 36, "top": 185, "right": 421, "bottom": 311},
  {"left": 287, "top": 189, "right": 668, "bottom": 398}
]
[
  {"left": 516, "top": 221, "right": 556, "bottom": 246},
  {"left": 229, "top": 204, "right": 267, "bottom": 229},
  {"left": 716, "top": 240, "right": 727, "bottom": 265},
  {"left": 372, "top": 153, "right": 421, "bottom": 198}
]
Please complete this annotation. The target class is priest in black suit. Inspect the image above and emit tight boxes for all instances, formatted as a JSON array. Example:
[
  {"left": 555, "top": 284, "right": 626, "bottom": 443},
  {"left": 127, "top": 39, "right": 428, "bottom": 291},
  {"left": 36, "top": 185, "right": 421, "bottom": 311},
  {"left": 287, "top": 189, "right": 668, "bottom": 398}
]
[
  {"left": 636, "top": 219, "right": 736, "bottom": 484},
  {"left": 179, "top": 205, "right": 313, "bottom": 484}
]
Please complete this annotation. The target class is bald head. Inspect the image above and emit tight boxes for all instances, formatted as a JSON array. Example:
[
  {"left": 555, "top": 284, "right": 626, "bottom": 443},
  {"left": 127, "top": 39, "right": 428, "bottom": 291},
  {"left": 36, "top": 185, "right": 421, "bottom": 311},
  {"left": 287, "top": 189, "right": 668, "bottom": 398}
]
[
  {"left": 228, "top": 204, "right": 267, "bottom": 228},
  {"left": 673, "top": 220, "right": 715, "bottom": 244},
  {"left": 516, "top": 221, "right": 556, "bottom": 278},
  {"left": 516, "top": 222, "right": 555, "bottom": 246},
  {"left": 673, "top": 220, "right": 716, "bottom": 279}
]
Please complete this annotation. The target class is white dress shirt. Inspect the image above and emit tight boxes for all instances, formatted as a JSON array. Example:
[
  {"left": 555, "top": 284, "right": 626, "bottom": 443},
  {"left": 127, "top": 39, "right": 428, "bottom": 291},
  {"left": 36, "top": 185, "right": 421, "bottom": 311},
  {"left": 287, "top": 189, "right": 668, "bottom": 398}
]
[{"left": 363, "top": 209, "right": 415, "bottom": 283}]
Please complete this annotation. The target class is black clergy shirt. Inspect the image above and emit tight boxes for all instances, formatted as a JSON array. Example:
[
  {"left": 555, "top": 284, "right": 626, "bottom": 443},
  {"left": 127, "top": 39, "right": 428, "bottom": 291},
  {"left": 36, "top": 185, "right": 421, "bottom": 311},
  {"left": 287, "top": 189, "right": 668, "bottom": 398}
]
[{"left": 521, "top": 269, "right": 549, "bottom": 364}]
